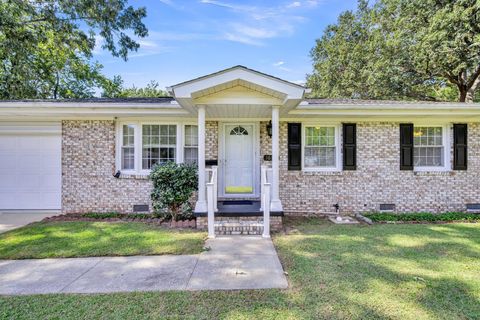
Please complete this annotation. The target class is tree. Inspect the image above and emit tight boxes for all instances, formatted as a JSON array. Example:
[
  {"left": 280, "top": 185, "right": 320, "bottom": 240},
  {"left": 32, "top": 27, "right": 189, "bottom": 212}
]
[
  {"left": 308, "top": 0, "right": 480, "bottom": 102},
  {"left": 0, "top": 0, "right": 147, "bottom": 99},
  {"left": 101, "top": 78, "right": 169, "bottom": 98}
]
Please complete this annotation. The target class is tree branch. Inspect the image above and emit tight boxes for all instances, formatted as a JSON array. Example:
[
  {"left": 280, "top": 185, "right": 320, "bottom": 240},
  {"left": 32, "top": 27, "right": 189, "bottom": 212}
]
[
  {"left": 20, "top": 15, "right": 97, "bottom": 25},
  {"left": 444, "top": 72, "right": 459, "bottom": 85}
]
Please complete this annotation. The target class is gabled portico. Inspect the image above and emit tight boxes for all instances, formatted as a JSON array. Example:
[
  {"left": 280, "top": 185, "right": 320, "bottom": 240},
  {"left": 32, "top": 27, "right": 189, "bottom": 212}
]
[{"left": 168, "top": 66, "right": 308, "bottom": 221}]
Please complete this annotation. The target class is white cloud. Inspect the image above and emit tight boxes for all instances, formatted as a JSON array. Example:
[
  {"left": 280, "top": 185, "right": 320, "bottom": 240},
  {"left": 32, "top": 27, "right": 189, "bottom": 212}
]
[
  {"left": 230, "top": 23, "right": 278, "bottom": 39},
  {"left": 273, "top": 61, "right": 291, "bottom": 72},
  {"left": 159, "top": 0, "right": 174, "bottom": 6},
  {"left": 137, "top": 40, "right": 159, "bottom": 49},
  {"left": 92, "top": 35, "right": 105, "bottom": 54},
  {"left": 223, "top": 33, "right": 263, "bottom": 46},
  {"left": 199, "top": 0, "right": 249, "bottom": 11},
  {"left": 147, "top": 31, "right": 213, "bottom": 41},
  {"left": 287, "top": 2, "right": 301, "bottom": 8},
  {"left": 198, "top": 0, "right": 312, "bottom": 45},
  {"left": 292, "top": 79, "right": 306, "bottom": 85}
]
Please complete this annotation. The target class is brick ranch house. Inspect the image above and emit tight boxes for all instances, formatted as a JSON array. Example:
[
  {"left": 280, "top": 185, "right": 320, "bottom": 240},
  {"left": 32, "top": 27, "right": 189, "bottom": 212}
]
[{"left": 1, "top": 66, "right": 479, "bottom": 233}]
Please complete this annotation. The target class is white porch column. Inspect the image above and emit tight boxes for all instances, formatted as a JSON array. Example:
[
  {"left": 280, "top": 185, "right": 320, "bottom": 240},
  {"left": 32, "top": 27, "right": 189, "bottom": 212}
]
[
  {"left": 195, "top": 105, "right": 207, "bottom": 213},
  {"left": 271, "top": 105, "right": 283, "bottom": 212}
]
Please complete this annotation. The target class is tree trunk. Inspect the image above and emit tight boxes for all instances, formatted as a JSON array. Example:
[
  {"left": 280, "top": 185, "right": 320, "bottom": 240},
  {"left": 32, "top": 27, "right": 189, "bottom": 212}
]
[
  {"left": 53, "top": 72, "right": 59, "bottom": 99},
  {"left": 466, "top": 77, "right": 480, "bottom": 103},
  {"left": 459, "top": 87, "right": 467, "bottom": 102}
]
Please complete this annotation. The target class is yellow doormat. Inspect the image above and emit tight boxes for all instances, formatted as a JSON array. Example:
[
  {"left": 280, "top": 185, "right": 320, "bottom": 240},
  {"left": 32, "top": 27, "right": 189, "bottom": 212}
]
[{"left": 225, "top": 186, "right": 253, "bottom": 194}]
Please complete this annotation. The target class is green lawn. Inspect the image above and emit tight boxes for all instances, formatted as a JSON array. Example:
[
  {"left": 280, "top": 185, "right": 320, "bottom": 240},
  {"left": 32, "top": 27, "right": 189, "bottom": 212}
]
[
  {"left": 1, "top": 218, "right": 479, "bottom": 319},
  {"left": 0, "top": 221, "right": 206, "bottom": 259}
]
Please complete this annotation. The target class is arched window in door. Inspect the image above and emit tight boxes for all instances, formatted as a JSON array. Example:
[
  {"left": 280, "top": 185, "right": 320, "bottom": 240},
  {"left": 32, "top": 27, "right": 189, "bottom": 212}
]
[{"left": 230, "top": 126, "right": 249, "bottom": 136}]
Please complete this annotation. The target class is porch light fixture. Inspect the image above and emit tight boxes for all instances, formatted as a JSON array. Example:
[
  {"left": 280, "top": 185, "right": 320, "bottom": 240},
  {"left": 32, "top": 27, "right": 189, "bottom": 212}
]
[{"left": 266, "top": 121, "right": 272, "bottom": 137}]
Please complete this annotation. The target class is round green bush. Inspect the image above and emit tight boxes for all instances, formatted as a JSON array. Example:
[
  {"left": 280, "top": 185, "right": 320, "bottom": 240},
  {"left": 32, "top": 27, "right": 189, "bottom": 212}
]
[{"left": 149, "top": 162, "right": 198, "bottom": 221}]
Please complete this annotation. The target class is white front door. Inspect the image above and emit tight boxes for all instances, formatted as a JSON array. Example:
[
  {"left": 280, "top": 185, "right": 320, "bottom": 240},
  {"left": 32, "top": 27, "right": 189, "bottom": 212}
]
[{"left": 223, "top": 124, "right": 256, "bottom": 196}]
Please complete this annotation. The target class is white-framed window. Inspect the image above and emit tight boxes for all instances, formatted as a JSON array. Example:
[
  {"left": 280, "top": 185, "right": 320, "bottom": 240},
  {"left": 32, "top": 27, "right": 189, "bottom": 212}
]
[
  {"left": 303, "top": 124, "right": 341, "bottom": 171},
  {"left": 413, "top": 125, "right": 449, "bottom": 171},
  {"left": 184, "top": 124, "right": 198, "bottom": 164},
  {"left": 141, "top": 124, "right": 177, "bottom": 170},
  {"left": 117, "top": 121, "right": 200, "bottom": 174},
  {"left": 121, "top": 124, "right": 135, "bottom": 170}
]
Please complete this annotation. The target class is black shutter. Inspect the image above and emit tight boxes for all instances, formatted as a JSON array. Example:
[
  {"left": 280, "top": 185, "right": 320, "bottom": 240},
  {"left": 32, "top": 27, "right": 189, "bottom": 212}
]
[
  {"left": 453, "top": 124, "right": 468, "bottom": 170},
  {"left": 400, "top": 123, "right": 414, "bottom": 170},
  {"left": 343, "top": 123, "right": 356, "bottom": 170},
  {"left": 288, "top": 123, "right": 302, "bottom": 170}
]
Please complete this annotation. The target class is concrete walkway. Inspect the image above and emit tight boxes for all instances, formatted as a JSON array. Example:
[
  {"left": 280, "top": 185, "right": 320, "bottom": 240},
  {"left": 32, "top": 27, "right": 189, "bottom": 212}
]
[{"left": 0, "top": 236, "right": 288, "bottom": 295}]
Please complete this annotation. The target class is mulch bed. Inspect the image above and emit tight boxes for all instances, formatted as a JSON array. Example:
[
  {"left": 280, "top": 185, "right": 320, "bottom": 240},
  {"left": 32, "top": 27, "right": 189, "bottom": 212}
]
[{"left": 42, "top": 214, "right": 197, "bottom": 229}]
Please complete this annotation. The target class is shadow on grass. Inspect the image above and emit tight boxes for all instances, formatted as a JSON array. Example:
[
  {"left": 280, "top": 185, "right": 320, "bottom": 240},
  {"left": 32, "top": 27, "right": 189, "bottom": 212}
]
[
  {"left": 0, "top": 221, "right": 205, "bottom": 259},
  {"left": 0, "top": 218, "right": 478, "bottom": 319},
  {"left": 276, "top": 217, "right": 480, "bottom": 319}
]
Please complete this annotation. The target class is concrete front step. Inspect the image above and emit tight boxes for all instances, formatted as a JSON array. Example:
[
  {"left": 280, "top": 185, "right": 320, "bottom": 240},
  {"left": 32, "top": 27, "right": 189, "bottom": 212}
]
[{"left": 214, "top": 220, "right": 264, "bottom": 235}]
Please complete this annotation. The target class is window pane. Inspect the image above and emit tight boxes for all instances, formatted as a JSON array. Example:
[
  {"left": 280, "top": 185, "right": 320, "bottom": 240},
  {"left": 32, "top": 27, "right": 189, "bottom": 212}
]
[
  {"left": 142, "top": 124, "right": 177, "bottom": 169},
  {"left": 185, "top": 125, "right": 198, "bottom": 147},
  {"left": 414, "top": 126, "right": 443, "bottom": 167},
  {"left": 121, "top": 147, "right": 134, "bottom": 170},
  {"left": 304, "top": 126, "right": 336, "bottom": 168},
  {"left": 184, "top": 147, "right": 198, "bottom": 164},
  {"left": 121, "top": 125, "right": 135, "bottom": 170}
]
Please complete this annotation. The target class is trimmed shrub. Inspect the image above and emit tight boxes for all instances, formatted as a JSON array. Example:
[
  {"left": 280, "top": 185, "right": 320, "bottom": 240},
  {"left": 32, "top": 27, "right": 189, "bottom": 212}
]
[
  {"left": 364, "top": 212, "right": 480, "bottom": 222},
  {"left": 149, "top": 162, "right": 198, "bottom": 221}
]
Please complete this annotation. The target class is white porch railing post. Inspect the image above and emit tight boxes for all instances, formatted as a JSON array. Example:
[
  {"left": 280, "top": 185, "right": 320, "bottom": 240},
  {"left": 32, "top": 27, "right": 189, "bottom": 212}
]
[
  {"left": 270, "top": 105, "right": 283, "bottom": 212},
  {"left": 207, "top": 180, "right": 215, "bottom": 238},
  {"left": 212, "top": 166, "right": 218, "bottom": 212},
  {"left": 262, "top": 183, "right": 271, "bottom": 238},
  {"left": 260, "top": 165, "right": 266, "bottom": 211},
  {"left": 195, "top": 105, "right": 207, "bottom": 213}
]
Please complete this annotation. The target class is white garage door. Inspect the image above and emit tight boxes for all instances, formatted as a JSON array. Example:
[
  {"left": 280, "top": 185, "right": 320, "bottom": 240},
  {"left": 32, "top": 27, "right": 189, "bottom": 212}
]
[{"left": 0, "top": 123, "right": 61, "bottom": 211}]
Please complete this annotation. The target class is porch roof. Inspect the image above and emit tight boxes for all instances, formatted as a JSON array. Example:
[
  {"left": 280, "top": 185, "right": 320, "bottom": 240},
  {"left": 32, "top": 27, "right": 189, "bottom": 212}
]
[{"left": 168, "top": 65, "right": 308, "bottom": 117}]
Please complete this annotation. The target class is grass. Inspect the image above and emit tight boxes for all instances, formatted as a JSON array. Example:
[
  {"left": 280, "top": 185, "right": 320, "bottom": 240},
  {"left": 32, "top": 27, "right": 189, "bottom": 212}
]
[
  {"left": 0, "top": 221, "right": 206, "bottom": 259},
  {"left": 1, "top": 218, "right": 479, "bottom": 319},
  {"left": 364, "top": 211, "right": 480, "bottom": 222}
]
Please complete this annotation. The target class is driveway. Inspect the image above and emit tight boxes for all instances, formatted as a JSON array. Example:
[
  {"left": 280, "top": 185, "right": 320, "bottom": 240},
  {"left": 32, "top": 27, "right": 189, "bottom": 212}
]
[
  {"left": 0, "top": 212, "right": 58, "bottom": 234},
  {"left": 0, "top": 236, "right": 288, "bottom": 295}
]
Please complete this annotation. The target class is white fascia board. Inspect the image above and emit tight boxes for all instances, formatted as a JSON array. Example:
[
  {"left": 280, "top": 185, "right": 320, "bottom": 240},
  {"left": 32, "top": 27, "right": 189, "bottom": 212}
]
[
  {"left": 0, "top": 101, "right": 179, "bottom": 108},
  {"left": 173, "top": 68, "right": 305, "bottom": 100},
  {"left": 0, "top": 121, "right": 61, "bottom": 134},
  {"left": 0, "top": 104, "right": 190, "bottom": 118},
  {"left": 297, "top": 103, "right": 480, "bottom": 110},
  {"left": 290, "top": 105, "right": 480, "bottom": 116}
]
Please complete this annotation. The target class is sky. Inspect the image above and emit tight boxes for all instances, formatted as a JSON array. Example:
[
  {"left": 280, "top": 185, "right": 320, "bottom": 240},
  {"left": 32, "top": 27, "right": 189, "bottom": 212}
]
[{"left": 93, "top": 0, "right": 358, "bottom": 90}]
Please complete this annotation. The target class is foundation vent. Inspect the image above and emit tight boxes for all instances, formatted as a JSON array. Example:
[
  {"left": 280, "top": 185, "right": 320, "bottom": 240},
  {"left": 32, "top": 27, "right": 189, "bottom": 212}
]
[
  {"left": 379, "top": 204, "right": 395, "bottom": 212},
  {"left": 466, "top": 203, "right": 480, "bottom": 213},
  {"left": 133, "top": 204, "right": 149, "bottom": 213}
]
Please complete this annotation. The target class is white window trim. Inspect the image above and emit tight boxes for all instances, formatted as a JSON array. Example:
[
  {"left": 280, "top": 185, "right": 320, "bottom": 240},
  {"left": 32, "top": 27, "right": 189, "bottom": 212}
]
[
  {"left": 116, "top": 121, "right": 191, "bottom": 175},
  {"left": 182, "top": 123, "right": 199, "bottom": 165},
  {"left": 116, "top": 122, "right": 138, "bottom": 175},
  {"left": 413, "top": 124, "right": 451, "bottom": 172},
  {"left": 302, "top": 123, "right": 342, "bottom": 172}
]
